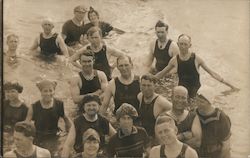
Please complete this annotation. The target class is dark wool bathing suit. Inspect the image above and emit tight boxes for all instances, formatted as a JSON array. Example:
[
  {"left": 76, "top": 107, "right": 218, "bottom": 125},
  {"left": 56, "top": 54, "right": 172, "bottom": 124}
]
[{"left": 79, "top": 70, "right": 101, "bottom": 95}]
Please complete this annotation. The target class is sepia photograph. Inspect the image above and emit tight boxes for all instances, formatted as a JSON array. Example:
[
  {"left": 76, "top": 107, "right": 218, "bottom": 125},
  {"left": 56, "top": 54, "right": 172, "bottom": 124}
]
[{"left": 2, "top": 0, "right": 249, "bottom": 157}]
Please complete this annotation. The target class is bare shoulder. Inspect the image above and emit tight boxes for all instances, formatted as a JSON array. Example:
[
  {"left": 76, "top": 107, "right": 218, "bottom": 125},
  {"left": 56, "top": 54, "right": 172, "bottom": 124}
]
[
  {"left": 4, "top": 150, "right": 16, "bottom": 158},
  {"left": 185, "top": 146, "right": 198, "bottom": 158},
  {"left": 97, "top": 70, "right": 106, "bottom": 78},
  {"left": 137, "top": 92, "right": 143, "bottom": 101},
  {"left": 36, "top": 146, "right": 51, "bottom": 157},
  {"left": 149, "top": 145, "right": 161, "bottom": 158}
]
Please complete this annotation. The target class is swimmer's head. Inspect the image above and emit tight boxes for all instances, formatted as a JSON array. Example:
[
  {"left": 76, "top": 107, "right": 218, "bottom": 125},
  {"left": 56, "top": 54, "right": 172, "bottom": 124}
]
[
  {"left": 41, "top": 18, "right": 55, "bottom": 34},
  {"left": 41, "top": 17, "right": 54, "bottom": 27},
  {"left": 88, "top": 7, "right": 99, "bottom": 22},
  {"left": 177, "top": 34, "right": 192, "bottom": 50},
  {"left": 172, "top": 86, "right": 188, "bottom": 110},
  {"left": 87, "top": 26, "right": 102, "bottom": 38},
  {"left": 6, "top": 34, "right": 19, "bottom": 51},
  {"left": 74, "top": 5, "right": 88, "bottom": 14},
  {"left": 155, "top": 20, "right": 168, "bottom": 31}
]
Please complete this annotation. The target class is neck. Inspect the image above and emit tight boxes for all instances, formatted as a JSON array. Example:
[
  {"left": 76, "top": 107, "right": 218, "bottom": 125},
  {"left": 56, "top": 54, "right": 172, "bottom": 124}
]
[
  {"left": 91, "top": 42, "right": 102, "bottom": 50},
  {"left": 122, "top": 72, "right": 133, "bottom": 80},
  {"left": 72, "top": 17, "right": 83, "bottom": 25},
  {"left": 82, "top": 152, "right": 97, "bottom": 158},
  {"left": 180, "top": 49, "right": 190, "bottom": 56},
  {"left": 144, "top": 93, "right": 155, "bottom": 101},
  {"left": 9, "top": 98, "right": 21, "bottom": 107},
  {"left": 121, "top": 127, "right": 133, "bottom": 136},
  {"left": 43, "top": 32, "right": 52, "bottom": 37},
  {"left": 165, "top": 139, "right": 182, "bottom": 151},
  {"left": 16, "top": 144, "right": 34, "bottom": 157},
  {"left": 159, "top": 37, "right": 167, "bottom": 42},
  {"left": 41, "top": 98, "right": 53, "bottom": 106},
  {"left": 82, "top": 69, "right": 94, "bottom": 77},
  {"left": 172, "top": 108, "right": 184, "bottom": 116},
  {"left": 83, "top": 113, "right": 98, "bottom": 122}
]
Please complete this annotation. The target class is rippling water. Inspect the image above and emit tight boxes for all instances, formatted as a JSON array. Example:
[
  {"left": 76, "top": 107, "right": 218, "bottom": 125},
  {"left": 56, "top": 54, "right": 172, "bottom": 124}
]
[{"left": 3, "top": 0, "right": 250, "bottom": 157}]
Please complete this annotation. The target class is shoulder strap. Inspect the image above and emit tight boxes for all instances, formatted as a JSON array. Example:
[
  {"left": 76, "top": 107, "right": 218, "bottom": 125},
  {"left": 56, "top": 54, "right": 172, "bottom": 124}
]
[
  {"left": 166, "top": 39, "right": 172, "bottom": 50},
  {"left": 160, "top": 145, "right": 167, "bottom": 158},
  {"left": 179, "top": 143, "right": 188, "bottom": 158}
]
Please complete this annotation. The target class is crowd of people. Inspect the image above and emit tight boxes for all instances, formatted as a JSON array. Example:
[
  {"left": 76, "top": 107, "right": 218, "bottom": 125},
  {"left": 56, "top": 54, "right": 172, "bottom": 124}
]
[{"left": 3, "top": 4, "right": 238, "bottom": 158}]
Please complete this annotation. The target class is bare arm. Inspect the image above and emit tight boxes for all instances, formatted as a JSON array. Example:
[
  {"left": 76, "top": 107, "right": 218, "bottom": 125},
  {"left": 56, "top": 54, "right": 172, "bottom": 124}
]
[
  {"left": 69, "top": 47, "right": 88, "bottom": 69},
  {"left": 25, "top": 105, "right": 33, "bottom": 121},
  {"left": 107, "top": 46, "right": 125, "bottom": 58},
  {"left": 219, "top": 138, "right": 231, "bottom": 158},
  {"left": 112, "top": 27, "right": 125, "bottom": 34},
  {"left": 183, "top": 115, "right": 202, "bottom": 148},
  {"left": 108, "top": 123, "right": 117, "bottom": 136},
  {"left": 149, "top": 146, "right": 160, "bottom": 158},
  {"left": 169, "top": 41, "right": 179, "bottom": 57},
  {"left": 61, "top": 123, "right": 76, "bottom": 158},
  {"left": 185, "top": 147, "right": 198, "bottom": 158},
  {"left": 62, "top": 115, "right": 72, "bottom": 133},
  {"left": 145, "top": 41, "right": 155, "bottom": 68},
  {"left": 199, "top": 57, "right": 238, "bottom": 90},
  {"left": 98, "top": 71, "right": 108, "bottom": 91},
  {"left": 100, "top": 80, "right": 115, "bottom": 116},
  {"left": 155, "top": 57, "right": 176, "bottom": 79},
  {"left": 154, "top": 96, "right": 172, "bottom": 117},
  {"left": 56, "top": 35, "right": 69, "bottom": 57},
  {"left": 29, "top": 36, "right": 39, "bottom": 55}
]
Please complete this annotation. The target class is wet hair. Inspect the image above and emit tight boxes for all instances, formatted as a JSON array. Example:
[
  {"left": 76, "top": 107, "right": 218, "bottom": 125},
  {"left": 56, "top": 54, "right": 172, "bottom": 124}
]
[
  {"left": 141, "top": 74, "right": 157, "bottom": 84},
  {"left": 6, "top": 34, "right": 19, "bottom": 43},
  {"left": 79, "top": 49, "right": 95, "bottom": 61},
  {"left": 79, "top": 95, "right": 101, "bottom": 113},
  {"left": 4, "top": 81, "right": 23, "bottom": 93},
  {"left": 88, "top": 7, "right": 99, "bottom": 20},
  {"left": 87, "top": 26, "right": 102, "bottom": 37},
  {"left": 155, "top": 114, "right": 175, "bottom": 127},
  {"left": 155, "top": 20, "right": 169, "bottom": 31},
  {"left": 116, "top": 55, "right": 133, "bottom": 66},
  {"left": 178, "top": 34, "right": 192, "bottom": 42},
  {"left": 14, "top": 121, "right": 36, "bottom": 137}
]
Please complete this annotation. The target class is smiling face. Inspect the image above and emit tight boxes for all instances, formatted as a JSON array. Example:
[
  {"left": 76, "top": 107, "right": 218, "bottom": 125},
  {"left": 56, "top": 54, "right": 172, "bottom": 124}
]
[
  {"left": 89, "top": 12, "right": 99, "bottom": 24},
  {"left": 42, "top": 20, "right": 54, "bottom": 35},
  {"left": 74, "top": 10, "right": 86, "bottom": 22},
  {"left": 80, "top": 55, "right": 94, "bottom": 72},
  {"left": 5, "top": 89, "right": 19, "bottom": 101},
  {"left": 40, "top": 85, "right": 55, "bottom": 102},
  {"left": 177, "top": 35, "right": 192, "bottom": 53},
  {"left": 172, "top": 87, "right": 188, "bottom": 110},
  {"left": 83, "top": 139, "right": 99, "bottom": 156},
  {"left": 140, "top": 79, "right": 155, "bottom": 98},
  {"left": 83, "top": 101, "right": 99, "bottom": 116},
  {"left": 155, "top": 122, "right": 177, "bottom": 145}
]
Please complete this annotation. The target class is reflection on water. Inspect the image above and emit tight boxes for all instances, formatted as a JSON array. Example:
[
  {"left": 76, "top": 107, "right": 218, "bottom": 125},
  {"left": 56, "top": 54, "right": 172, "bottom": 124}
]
[{"left": 3, "top": 0, "right": 250, "bottom": 157}]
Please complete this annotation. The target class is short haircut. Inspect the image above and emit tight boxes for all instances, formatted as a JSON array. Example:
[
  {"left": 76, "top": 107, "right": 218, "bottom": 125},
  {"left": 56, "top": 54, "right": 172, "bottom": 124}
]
[
  {"left": 178, "top": 34, "right": 192, "bottom": 42},
  {"left": 155, "top": 20, "right": 169, "bottom": 31},
  {"left": 155, "top": 114, "right": 176, "bottom": 127},
  {"left": 87, "top": 26, "right": 102, "bottom": 37},
  {"left": 14, "top": 121, "right": 36, "bottom": 137},
  {"left": 79, "top": 49, "right": 95, "bottom": 61},
  {"left": 7, "top": 34, "right": 19, "bottom": 42},
  {"left": 79, "top": 95, "right": 101, "bottom": 113},
  {"left": 141, "top": 74, "right": 157, "bottom": 84},
  {"left": 116, "top": 55, "right": 133, "bottom": 66},
  {"left": 88, "top": 7, "right": 99, "bottom": 20},
  {"left": 4, "top": 81, "right": 23, "bottom": 93}
]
